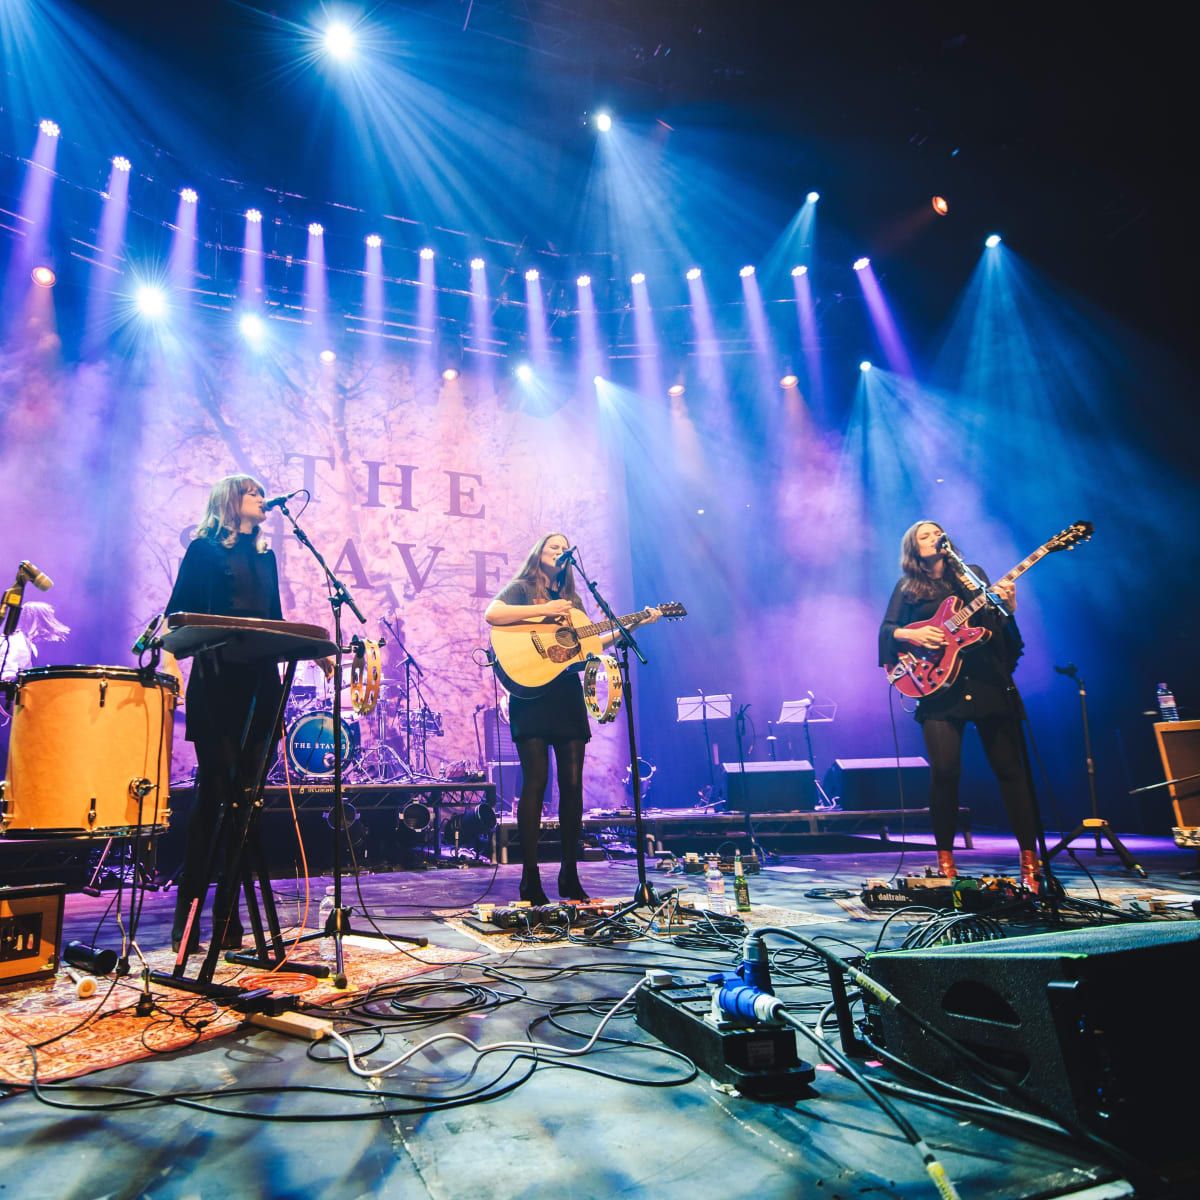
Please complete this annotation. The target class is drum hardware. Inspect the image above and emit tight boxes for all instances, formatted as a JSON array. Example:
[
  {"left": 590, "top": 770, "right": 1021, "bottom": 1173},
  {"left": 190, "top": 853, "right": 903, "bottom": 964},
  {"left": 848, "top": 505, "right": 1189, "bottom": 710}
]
[
  {"left": 98, "top": 678, "right": 108, "bottom": 707},
  {"left": 401, "top": 800, "right": 432, "bottom": 832},
  {"left": 87, "top": 797, "right": 96, "bottom": 826}
]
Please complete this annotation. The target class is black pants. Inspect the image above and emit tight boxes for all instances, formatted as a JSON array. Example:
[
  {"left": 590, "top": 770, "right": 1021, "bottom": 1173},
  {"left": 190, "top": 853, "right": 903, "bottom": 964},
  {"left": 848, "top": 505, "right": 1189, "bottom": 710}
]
[
  {"left": 921, "top": 714, "right": 1038, "bottom": 852},
  {"left": 515, "top": 737, "right": 586, "bottom": 879}
]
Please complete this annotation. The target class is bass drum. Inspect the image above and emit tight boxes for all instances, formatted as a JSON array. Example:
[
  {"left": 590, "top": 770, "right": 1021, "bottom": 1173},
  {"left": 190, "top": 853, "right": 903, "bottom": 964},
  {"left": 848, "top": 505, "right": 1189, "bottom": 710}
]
[
  {"left": 284, "top": 710, "right": 361, "bottom": 779},
  {"left": 1, "top": 665, "right": 178, "bottom": 836}
]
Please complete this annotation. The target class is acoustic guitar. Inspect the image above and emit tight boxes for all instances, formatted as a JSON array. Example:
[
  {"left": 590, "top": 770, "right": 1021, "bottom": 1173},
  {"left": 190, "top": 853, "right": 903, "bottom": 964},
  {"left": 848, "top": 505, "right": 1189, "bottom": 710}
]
[{"left": 490, "top": 602, "right": 687, "bottom": 698}]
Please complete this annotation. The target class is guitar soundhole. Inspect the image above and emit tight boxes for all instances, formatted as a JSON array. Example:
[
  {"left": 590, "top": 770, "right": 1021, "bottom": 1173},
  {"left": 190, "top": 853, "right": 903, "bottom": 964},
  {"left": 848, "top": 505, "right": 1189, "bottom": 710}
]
[{"left": 554, "top": 627, "right": 580, "bottom": 650}]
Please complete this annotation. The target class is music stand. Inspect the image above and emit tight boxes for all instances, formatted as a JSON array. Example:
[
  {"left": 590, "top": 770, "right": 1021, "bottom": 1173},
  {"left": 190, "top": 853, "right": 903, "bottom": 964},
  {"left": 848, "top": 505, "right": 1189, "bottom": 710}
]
[
  {"left": 676, "top": 693, "right": 731, "bottom": 806},
  {"left": 779, "top": 697, "right": 838, "bottom": 809}
]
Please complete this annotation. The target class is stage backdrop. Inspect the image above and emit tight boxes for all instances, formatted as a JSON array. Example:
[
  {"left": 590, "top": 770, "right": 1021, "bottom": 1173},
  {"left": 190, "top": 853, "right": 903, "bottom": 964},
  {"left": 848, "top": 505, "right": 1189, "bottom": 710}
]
[{"left": 0, "top": 336, "right": 633, "bottom": 802}]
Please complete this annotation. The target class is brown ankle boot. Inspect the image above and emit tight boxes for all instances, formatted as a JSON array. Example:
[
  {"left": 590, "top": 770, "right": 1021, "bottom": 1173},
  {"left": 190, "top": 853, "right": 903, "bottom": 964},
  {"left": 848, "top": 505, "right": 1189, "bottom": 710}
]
[
  {"left": 1019, "top": 850, "right": 1041, "bottom": 894},
  {"left": 937, "top": 849, "right": 958, "bottom": 879}
]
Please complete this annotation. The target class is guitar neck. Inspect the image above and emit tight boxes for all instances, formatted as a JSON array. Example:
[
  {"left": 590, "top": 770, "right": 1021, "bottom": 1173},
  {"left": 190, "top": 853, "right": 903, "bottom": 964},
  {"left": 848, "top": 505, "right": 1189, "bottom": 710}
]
[
  {"left": 576, "top": 609, "right": 649, "bottom": 641},
  {"left": 949, "top": 546, "right": 1052, "bottom": 627}
]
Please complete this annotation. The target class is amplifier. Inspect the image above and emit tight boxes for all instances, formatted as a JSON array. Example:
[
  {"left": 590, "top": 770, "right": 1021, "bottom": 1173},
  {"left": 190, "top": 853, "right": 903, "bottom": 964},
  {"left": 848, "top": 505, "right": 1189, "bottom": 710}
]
[
  {"left": 864, "top": 921, "right": 1200, "bottom": 1161},
  {"left": 483, "top": 707, "right": 517, "bottom": 763},
  {"left": 722, "top": 760, "right": 815, "bottom": 812},
  {"left": 1154, "top": 719, "right": 1200, "bottom": 831},
  {"left": 487, "top": 761, "right": 557, "bottom": 816},
  {"left": 0, "top": 883, "right": 65, "bottom": 985},
  {"left": 823, "top": 757, "right": 930, "bottom": 810}
]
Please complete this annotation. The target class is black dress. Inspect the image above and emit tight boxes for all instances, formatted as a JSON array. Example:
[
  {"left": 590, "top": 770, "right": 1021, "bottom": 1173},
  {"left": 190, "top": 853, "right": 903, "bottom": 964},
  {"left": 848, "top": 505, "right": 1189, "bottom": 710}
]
[
  {"left": 166, "top": 532, "right": 285, "bottom": 945},
  {"left": 495, "top": 580, "right": 591, "bottom": 744}
]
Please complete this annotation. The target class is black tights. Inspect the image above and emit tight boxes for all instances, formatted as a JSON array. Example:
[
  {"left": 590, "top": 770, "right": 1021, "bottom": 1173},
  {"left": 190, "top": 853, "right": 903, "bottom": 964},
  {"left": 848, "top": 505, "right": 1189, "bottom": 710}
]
[
  {"left": 516, "top": 737, "right": 586, "bottom": 882},
  {"left": 921, "top": 715, "right": 1038, "bottom": 852}
]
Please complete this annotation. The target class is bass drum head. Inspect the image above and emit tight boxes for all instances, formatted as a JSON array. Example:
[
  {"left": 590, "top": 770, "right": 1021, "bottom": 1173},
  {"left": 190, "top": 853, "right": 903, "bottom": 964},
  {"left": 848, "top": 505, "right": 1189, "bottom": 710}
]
[{"left": 285, "top": 711, "right": 360, "bottom": 778}]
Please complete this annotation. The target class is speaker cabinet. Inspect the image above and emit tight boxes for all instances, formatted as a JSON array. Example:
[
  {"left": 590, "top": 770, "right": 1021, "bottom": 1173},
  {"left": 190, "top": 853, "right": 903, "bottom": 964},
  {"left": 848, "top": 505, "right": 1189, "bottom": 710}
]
[
  {"left": 1154, "top": 719, "right": 1200, "bottom": 832},
  {"left": 722, "top": 760, "right": 814, "bottom": 812},
  {"left": 823, "top": 757, "right": 930, "bottom": 810},
  {"left": 864, "top": 922, "right": 1200, "bottom": 1159},
  {"left": 0, "top": 883, "right": 65, "bottom": 985}
]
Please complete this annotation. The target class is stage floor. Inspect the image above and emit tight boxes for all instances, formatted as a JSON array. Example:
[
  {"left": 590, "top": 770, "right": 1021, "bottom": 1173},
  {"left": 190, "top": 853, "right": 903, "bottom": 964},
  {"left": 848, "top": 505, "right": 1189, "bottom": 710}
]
[{"left": 2, "top": 834, "right": 1196, "bottom": 1199}]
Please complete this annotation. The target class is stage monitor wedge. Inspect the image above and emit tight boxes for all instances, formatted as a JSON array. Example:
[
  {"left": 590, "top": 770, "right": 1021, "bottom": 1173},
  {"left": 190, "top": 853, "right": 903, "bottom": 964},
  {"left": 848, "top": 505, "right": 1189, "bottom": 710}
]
[
  {"left": 722, "top": 760, "right": 815, "bottom": 812},
  {"left": 823, "top": 757, "right": 930, "bottom": 811}
]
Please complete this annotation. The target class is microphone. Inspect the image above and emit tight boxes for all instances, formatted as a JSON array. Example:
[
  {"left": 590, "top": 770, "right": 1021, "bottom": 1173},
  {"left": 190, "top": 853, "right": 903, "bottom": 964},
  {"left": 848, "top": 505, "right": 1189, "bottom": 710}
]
[
  {"left": 18, "top": 560, "right": 53, "bottom": 591},
  {"left": 554, "top": 546, "right": 577, "bottom": 569},
  {"left": 131, "top": 612, "right": 165, "bottom": 656},
  {"left": 935, "top": 535, "right": 951, "bottom": 553},
  {"left": 263, "top": 489, "right": 303, "bottom": 512}
]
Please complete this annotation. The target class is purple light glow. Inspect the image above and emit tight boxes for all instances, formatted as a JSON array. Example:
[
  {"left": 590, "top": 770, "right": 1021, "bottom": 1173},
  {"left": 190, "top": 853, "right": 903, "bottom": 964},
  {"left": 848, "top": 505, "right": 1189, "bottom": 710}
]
[
  {"left": 84, "top": 159, "right": 132, "bottom": 354},
  {"left": 854, "top": 260, "right": 914, "bottom": 377},
  {"left": 792, "top": 268, "right": 824, "bottom": 410},
  {"left": 31, "top": 266, "right": 56, "bottom": 288},
  {"left": 630, "top": 276, "right": 663, "bottom": 400},
  {"left": 577, "top": 273, "right": 603, "bottom": 390},
  {"left": 667, "top": 383, "right": 685, "bottom": 397},
  {"left": 686, "top": 269, "right": 726, "bottom": 394},
  {"left": 319, "top": 348, "right": 337, "bottom": 364},
  {"left": 364, "top": 235, "right": 384, "bottom": 338},
  {"left": 469, "top": 255, "right": 494, "bottom": 394},
  {"left": 524, "top": 267, "right": 550, "bottom": 371}
]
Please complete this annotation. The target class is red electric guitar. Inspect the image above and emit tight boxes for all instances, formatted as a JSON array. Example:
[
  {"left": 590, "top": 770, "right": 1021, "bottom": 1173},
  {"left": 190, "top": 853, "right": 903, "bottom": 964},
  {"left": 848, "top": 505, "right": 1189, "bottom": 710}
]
[{"left": 886, "top": 521, "right": 1093, "bottom": 699}]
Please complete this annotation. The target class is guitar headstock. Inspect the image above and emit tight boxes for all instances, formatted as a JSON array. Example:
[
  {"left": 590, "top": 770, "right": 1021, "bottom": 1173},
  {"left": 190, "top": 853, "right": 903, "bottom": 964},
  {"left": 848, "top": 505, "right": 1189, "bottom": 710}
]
[
  {"left": 1046, "top": 521, "right": 1094, "bottom": 553},
  {"left": 656, "top": 601, "right": 688, "bottom": 620}
]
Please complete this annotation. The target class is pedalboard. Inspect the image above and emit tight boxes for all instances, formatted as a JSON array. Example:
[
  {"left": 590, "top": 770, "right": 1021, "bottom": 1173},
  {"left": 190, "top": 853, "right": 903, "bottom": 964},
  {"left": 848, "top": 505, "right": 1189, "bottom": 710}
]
[
  {"left": 861, "top": 872, "right": 1023, "bottom": 911},
  {"left": 635, "top": 978, "right": 815, "bottom": 1099}
]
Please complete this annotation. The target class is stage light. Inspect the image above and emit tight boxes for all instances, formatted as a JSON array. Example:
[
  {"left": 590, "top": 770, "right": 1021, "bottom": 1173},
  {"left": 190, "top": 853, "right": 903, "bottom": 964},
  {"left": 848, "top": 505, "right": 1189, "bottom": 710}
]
[
  {"left": 686, "top": 267, "right": 701, "bottom": 281},
  {"left": 324, "top": 21, "right": 355, "bottom": 61},
  {"left": 630, "top": 272, "right": 645, "bottom": 285},
  {"left": 576, "top": 274, "right": 592, "bottom": 288},
  {"left": 319, "top": 348, "right": 336, "bottom": 364},
  {"left": 135, "top": 286, "right": 166, "bottom": 319},
  {"left": 39, "top": 119, "right": 60, "bottom": 138},
  {"left": 401, "top": 800, "right": 431, "bottom": 832},
  {"left": 112, "top": 156, "right": 131, "bottom": 173},
  {"left": 419, "top": 247, "right": 435, "bottom": 260},
  {"left": 595, "top": 111, "right": 613, "bottom": 133},
  {"left": 308, "top": 222, "right": 324, "bottom": 237},
  {"left": 365, "top": 234, "right": 382, "bottom": 248},
  {"left": 667, "top": 383, "right": 685, "bottom": 398},
  {"left": 515, "top": 362, "right": 533, "bottom": 382},
  {"left": 852, "top": 257, "right": 870, "bottom": 271},
  {"left": 739, "top": 265, "right": 756, "bottom": 278},
  {"left": 442, "top": 367, "right": 460, "bottom": 382},
  {"left": 985, "top": 233, "right": 1002, "bottom": 248},
  {"left": 180, "top": 188, "right": 198, "bottom": 205},
  {"left": 245, "top": 208, "right": 262, "bottom": 223},
  {"left": 470, "top": 257, "right": 485, "bottom": 270},
  {"left": 791, "top": 265, "right": 808, "bottom": 277},
  {"left": 593, "top": 375, "right": 605, "bottom": 386},
  {"left": 31, "top": 266, "right": 56, "bottom": 288},
  {"left": 859, "top": 360, "right": 872, "bottom": 372},
  {"left": 932, "top": 195, "right": 950, "bottom": 216},
  {"left": 780, "top": 374, "right": 799, "bottom": 389},
  {"left": 807, "top": 191, "right": 820, "bottom": 203},
  {"left": 524, "top": 268, "right": 539, "bottom": 282},
  {"left": 239, "top": 313, "right": 266, "bottom": 344}
]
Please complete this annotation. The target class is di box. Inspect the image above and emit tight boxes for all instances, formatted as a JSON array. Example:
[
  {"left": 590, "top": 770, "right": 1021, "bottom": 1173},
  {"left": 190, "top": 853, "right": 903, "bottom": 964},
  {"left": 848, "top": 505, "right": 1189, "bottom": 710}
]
[
  {"left": 722, "top": 761, "right": 814, "bottom": 812},
  {"left": 0, "top": 883, "right": 65, "bottom": 986},
  {"left": 823, "top": 757, "right": 930, "bottom": 810},
  {"left": 863, "top": 921, "right": 1200, "bottom": 1164}
]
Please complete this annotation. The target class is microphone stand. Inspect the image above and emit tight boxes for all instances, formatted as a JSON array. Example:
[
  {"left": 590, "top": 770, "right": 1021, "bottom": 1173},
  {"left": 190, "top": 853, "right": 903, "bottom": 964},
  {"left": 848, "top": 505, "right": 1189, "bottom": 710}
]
[
  {"left": 565, "top": 550, "right": 661, "bottom": 926},
  {"left": 1043, "top": 664, "right": 1146, "bottom": 876},
  {"left": 382, "top": 617, "right": 422, "bottom": 774},
  {"left": 241, "top": 501, "right": 425, "bottom": 986}
]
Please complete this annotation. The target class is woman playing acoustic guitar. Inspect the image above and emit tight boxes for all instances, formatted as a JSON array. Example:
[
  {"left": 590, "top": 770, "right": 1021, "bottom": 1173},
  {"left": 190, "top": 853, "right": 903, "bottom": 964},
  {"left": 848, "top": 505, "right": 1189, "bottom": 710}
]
[
  {"left": 879, "top": 520, "right": 1041, "bottom": 891},
  {"left": 486, "top": 532, "right": 660, "bottom": 905}
]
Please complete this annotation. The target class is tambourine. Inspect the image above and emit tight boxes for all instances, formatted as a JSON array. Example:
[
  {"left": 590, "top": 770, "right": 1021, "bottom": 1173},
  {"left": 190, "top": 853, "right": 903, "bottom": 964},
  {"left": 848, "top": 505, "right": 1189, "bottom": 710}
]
[
  {"left": 583, "top": 654, "right": 623, "bottom": 724},
  {"left": 350, "top": 639, "right": 383, "bottom": 715}
]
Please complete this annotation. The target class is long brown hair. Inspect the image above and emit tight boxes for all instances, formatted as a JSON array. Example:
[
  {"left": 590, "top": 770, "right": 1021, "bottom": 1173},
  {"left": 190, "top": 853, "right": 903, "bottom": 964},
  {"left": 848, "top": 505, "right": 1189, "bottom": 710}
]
[
  {"left": 194, "top": 474, "right": 268, "bottom": 552},
  {"left": 898, "top": 519, "right": 956, "bottom": 601},
  {"left": 505, "top": 532, "right": 585, "bottom": 607}
]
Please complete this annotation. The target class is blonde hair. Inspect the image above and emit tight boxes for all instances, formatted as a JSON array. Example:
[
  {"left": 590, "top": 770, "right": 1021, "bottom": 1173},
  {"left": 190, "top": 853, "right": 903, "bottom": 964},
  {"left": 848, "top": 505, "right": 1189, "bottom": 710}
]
[
  {"left": 18, "top": 600, "right": 70, "bottom": 642},
  {"left": 194, "top": 474, "right": 268, "bottom": 551}
]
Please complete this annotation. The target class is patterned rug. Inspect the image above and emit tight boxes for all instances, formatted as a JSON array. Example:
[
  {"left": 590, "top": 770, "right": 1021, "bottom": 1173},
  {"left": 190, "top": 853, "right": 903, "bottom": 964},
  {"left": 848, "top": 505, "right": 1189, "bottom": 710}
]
[{"left": 0, "top": 935, "right": 479, "bottom": 1086}]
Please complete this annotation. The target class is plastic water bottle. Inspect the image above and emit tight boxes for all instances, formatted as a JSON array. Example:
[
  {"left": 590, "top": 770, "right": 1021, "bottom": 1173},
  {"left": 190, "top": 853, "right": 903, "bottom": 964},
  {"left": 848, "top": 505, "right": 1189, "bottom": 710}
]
[
  {"left": 704, "top": 855, "right": 727, "bottom": 913},
  {"left": 1156, "top": 683, "right": 1180, "bottom": 723},
  {"left": 317, "top": 885, "right": 337, "bottom": 963}
]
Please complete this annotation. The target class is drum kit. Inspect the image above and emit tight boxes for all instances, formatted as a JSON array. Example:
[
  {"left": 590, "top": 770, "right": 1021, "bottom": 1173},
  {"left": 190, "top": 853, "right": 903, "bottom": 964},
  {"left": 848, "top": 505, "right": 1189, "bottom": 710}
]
[{"left": 271, "top": 647, "right": 444, "bottom": 786}]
